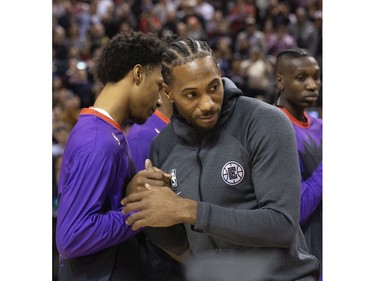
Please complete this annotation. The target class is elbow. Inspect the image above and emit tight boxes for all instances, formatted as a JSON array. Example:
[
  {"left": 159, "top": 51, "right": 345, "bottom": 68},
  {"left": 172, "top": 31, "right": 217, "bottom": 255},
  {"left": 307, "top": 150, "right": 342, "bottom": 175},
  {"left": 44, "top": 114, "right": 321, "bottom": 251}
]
[
  {"left": 273, "top": 221, "right": 299, "bottom": 248},
  {"left": 56, "top": 230, "right": 83, "bottom": 259},
  {"left": 56, "top": 240, "right": 76, "bottom": 259},
  {"left": 277, "top": 232, "right": 295, "bottom": 248}
]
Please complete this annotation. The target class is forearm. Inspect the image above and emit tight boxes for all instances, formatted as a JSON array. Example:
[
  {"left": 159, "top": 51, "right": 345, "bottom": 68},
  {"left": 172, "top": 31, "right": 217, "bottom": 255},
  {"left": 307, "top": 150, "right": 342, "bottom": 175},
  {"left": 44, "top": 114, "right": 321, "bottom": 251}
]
[
  {"left": 300, "top": 162, "right": 322, "bottom": 225},
  {"left": 56, "top": 210, "right": 139, "bottom": 258},
  {"left": 193, "top": 202, "right": 297, "bottom": 248}
]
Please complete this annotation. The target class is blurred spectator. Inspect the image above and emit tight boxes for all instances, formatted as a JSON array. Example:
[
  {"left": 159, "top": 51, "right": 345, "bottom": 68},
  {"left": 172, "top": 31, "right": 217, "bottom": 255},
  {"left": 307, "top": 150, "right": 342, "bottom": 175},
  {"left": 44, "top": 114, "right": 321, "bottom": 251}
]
[
  {"left": 211, "top": 0, "right": 230, "bottom": 15},
  {"left": 263, "top": 16, "right": 275, "bottom": 49},
  {"left": 267, "top": 18, "right": 296, "bottom": 57},
  {"left": 309, "top": 10, "right": 322, "bottom": 69},
  {"left": 227, "top": 54, "right": 248, "bottom": 94},
  {"left": 152, "top": 0, "right": 178, "bottom": 25},
  {"left": 100, "top": 3, "right": 119, "bottom": 38},
  {"left": 195, "top": 0, "right": 215, "bottom": 23},
  {"left": 254, "top": 0, "right": 271, "bottom": 29},
  {"left": 179, "top": 0, "right": 207, "bottom": 29},
  {"left": 176, "top": 21, "right": 188, "bottom": 38},
  {"left": 53, "top": 25, "right": 70, "bottom": 76},
  {"left": 66, "top": 67, "right": 95, "bottom": 108},
  {"left": 206, "top": 9, "right": 224, "bottom": 37},
  {"left": 306, "top": 0, "right": 322, "bottom": 20},
  {"left": 52, "top": 0, "right": 68, "bottom": 19},
  {"left": 76, "top": 1, "right": 101, "bottom": 43},
  {"left": 114, "top": 2, "right": 138, "bottom": 31},
  {"left": 269, "top": 0, "right": 293, "bottom": 28},
  {"left": 139, "top": 5, "right": 162, "bottom": 34},
  {"left": 55, "top": 0, "right": 75, "bottom": 32},
  {"left": 118, "top": 20, "right": 133, "bottom": 33},
  {"left": 161, "top": 9, "right": 179, "bottom": 37},
  {"left": 234, "top": 16, "right": 268, "bottom": 57},
  {"left": 213, "top": 36, "right": 233, "bottom": 76},
  {"left": 96, "top": 0, "right": 114, "bottom": 20},
  {"left": 185, "top": 15, "right": 208, "bottom": 40},
  {"left": 206, "top": 13, "right": 232, "bottom": 50},
  {"left": 66, "top": 18, "right": 84, "bottom": 51},
  {"left": 227, "top": 0, "right": 256, "bottom": 35},
  {"left": 53, "top": 90, "right": 81, "bottom": 129},
  {"left": 52, "top": 122, "right": 72, "bottom": 157},
  {"left": 288, "top": 7, "right": 315, "bottom": 50},
  {"left": 86, "top": 22, "right": 110, "bottom": 55},
  {"left": 240, "top": 46, "right": 273, "bottom": 100}
]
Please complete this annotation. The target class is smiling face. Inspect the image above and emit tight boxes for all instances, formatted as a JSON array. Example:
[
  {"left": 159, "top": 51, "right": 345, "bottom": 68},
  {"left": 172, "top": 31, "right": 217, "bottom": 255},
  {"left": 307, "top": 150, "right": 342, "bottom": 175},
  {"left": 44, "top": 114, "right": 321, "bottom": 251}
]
[
  {"left": 164, "top": 56, "right": 224, "bottom": 131},
  {"left": 276, "top": 56, "right": 321, "bottom": 115},
  {"left": 129, "top": 67, "right": 164, "bottom": 124}
]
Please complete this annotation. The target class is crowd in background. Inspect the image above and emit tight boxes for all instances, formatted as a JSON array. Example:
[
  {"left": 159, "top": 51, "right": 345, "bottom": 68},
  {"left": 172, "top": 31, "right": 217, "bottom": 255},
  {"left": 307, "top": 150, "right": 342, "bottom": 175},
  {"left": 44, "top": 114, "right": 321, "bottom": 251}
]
[{"left": 52, "top": 0, "right": 322, "bottom": 279}]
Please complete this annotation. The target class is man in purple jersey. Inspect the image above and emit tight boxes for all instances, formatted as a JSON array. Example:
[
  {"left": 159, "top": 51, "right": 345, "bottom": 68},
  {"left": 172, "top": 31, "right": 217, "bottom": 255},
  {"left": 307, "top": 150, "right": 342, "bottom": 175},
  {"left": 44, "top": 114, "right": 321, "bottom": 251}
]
[
  {"left": 56, "top": 31, "right": 171, "bottom": 281},
  {"left": 275, "top": 48, "right": 322, "bottom": 280}
]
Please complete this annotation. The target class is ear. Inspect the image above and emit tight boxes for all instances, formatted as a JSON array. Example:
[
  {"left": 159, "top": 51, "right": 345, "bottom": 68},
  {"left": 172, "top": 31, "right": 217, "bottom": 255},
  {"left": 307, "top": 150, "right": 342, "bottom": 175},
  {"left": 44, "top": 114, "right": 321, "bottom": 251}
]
[
  {"left": 132, "top": 64, "right": 143, "bottom": 85},
  {"left": 156, "top": 93, "right": 163, "bottom": 108},
  {"left": 275, "top": 74, "right": 284, "bottom": 90},
  {"left": 216, "top": 64, "right": 222, "bottom": 76},
  {"left": 162, "top": 82, "right": 174, "bottom": 103}
]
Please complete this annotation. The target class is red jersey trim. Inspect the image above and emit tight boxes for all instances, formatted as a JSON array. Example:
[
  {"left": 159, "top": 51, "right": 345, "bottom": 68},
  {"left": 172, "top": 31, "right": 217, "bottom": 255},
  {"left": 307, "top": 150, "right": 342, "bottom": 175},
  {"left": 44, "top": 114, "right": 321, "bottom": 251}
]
[
  {"left": 80, "top": 108, "right": 123, "bottom": 131},
  {"left": 154, "top": 109, "right": 170, "bottom": 124},
  {"left": 279, "top": 107, "right": 310, "bottom": 128}
]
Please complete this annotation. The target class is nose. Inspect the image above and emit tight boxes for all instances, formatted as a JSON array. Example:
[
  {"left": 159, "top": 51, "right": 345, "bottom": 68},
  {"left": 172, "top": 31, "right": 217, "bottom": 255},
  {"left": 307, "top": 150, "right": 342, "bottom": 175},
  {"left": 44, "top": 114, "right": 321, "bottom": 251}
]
[
  {"left": 198, "top": 94, "right": 215, "bottom": 113},
  {"left": 306, "top": 77, "right": 319, "bottom": 90}
]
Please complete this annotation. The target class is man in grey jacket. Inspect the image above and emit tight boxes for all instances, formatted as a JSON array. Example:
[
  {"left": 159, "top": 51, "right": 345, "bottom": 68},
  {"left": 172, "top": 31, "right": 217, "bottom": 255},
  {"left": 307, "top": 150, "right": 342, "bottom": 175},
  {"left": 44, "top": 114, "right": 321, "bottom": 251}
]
[{"left": 122, "top": 37, "right": 320, "bottom": 281}]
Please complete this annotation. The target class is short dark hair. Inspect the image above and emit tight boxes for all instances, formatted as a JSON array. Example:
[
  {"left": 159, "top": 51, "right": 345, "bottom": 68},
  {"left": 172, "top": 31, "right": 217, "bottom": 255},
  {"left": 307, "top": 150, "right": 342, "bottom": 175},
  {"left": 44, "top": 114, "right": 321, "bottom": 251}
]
[
  {"left": 161, "top": 37, "right": 216, "bottom": 85},
  {"left": 95, "top": 31, "right": 168, "bottom": 85},
  {"left": 275, "top": 48, "right": 312, "bottom": 74}
]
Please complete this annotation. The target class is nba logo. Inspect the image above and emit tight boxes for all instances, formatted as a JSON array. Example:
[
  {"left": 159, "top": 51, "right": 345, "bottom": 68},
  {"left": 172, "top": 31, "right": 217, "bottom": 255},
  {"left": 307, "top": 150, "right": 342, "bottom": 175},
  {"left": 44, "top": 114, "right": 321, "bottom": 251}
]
[{"left": 170, "top": 169, "right": 177, "bottom": 188}]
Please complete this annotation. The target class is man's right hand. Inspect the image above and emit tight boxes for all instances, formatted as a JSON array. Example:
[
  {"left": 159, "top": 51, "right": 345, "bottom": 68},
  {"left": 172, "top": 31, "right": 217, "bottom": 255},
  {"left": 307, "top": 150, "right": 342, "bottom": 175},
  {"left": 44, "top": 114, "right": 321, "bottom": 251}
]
[{"left": 125, "top": 159, "right": 171, "bottom": 195}]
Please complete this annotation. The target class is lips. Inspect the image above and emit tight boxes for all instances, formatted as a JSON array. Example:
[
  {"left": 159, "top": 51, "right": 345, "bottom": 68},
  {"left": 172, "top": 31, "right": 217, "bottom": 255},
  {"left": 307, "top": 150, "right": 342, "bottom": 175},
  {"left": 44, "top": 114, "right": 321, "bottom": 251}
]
[
  {"left": 199, "top": 113, "right": 218, "bottom": 124},
  {"left": 304, "top": 93, "right": 319, "bottom": 102},
  {"left": 304, "top": 95, "right": 318, "bottom": 102}
]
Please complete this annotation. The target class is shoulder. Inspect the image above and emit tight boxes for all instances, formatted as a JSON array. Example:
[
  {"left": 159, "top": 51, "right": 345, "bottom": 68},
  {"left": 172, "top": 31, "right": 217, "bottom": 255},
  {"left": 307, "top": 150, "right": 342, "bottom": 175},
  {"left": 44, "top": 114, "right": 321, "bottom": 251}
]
[
  {"left": 127, "top": 123, "right": 155, "bottom": 142},
  {"left": 68, "top": 120, "right": 124, "bottom": 157},
  {"left": 235, "top": 97, "right": 291, "bottom": 126},
  {"left": 309, "top": 115, "right": 322, "bottom": 126},
  {"left": 149, "top": 123, "right": 177, "bottom": 162},
  {"left": 151, "top": 123, "right": 175, "bottom": 147}
]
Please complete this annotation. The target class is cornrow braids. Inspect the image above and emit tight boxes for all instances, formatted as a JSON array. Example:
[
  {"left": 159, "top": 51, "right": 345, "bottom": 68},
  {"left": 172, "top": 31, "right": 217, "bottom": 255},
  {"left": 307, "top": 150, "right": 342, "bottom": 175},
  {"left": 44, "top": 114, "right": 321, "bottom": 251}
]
[
  {"left": 274, "top": 48, "right": 313, "bottom": 105},
  {"left": 161, "top": 37, "right": 216, "bottom": 85}
]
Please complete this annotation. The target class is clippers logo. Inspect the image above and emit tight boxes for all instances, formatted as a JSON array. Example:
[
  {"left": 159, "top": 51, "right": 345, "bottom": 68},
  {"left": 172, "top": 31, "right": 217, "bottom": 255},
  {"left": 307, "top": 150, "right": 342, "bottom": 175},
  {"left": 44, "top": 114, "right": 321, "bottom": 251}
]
[
  {"left": 221, "top": 161, "right": 244, "bottom": 185},
  {"left": 170, "top": 169, "right": 178, "bottom": 188}
]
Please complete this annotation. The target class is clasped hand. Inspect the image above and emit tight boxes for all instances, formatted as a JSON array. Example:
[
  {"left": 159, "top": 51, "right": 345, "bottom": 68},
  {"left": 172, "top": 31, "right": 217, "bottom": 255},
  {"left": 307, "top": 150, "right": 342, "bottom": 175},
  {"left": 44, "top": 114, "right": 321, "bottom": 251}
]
[{"left": 121, "top": 159, "right": 183, "bottom": 231}]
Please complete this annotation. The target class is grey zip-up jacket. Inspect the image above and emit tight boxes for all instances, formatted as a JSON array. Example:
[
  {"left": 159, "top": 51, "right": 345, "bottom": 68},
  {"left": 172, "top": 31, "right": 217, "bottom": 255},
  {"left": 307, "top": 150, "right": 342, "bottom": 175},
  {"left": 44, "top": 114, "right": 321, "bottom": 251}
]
[{"left": 147, "top": 78, "right": 320, "bottom": 280}]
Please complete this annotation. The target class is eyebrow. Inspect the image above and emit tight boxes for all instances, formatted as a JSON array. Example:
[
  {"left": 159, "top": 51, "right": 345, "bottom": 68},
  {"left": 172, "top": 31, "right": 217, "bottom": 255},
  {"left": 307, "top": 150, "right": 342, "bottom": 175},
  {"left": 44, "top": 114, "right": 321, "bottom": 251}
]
[{"left": 180, "top": 78, "right": 220, "bottom": 92}]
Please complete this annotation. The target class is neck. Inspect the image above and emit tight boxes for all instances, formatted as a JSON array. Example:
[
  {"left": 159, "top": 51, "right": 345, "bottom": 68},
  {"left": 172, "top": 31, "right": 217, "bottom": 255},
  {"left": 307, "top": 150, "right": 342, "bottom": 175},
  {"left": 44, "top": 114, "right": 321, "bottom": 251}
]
[
  {"left": 93, "top": 82, "right": 130, "bottom": 125},
  {"left": 278, "top": 101, "right": 305, "bottom": 122},
  {"left": 157, "top": 103, "right": 173, "bottom": 119}
]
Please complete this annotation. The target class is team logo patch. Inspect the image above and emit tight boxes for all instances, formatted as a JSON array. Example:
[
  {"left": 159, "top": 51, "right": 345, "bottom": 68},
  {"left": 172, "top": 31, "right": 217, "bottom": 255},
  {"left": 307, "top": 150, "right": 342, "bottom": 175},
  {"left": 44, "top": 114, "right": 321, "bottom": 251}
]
[
  {"left": 221, "top": 161, "right": 244, "bottom": 185},
  {"left": 170, "top": 169, "right": 178, "bottom": 188}
]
